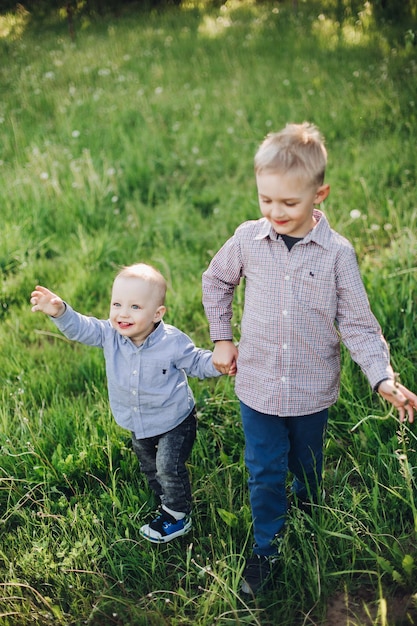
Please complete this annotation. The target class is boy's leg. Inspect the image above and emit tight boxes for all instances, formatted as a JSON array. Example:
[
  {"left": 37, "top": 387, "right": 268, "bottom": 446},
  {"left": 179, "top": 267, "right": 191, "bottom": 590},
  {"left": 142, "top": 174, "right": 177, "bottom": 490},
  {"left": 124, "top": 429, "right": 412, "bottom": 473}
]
[
  {"left": 240, "top": 401, "right": 290, "bottom": 557},
  {"left": 287, "top": 408, "right": 328, "bottom": 505},
  {"left": 131, "top": 432, "right": 163, "bottom": 501},
  {"left": 155, "top": 408, "right": 197, "bottom": 513},
  {"left": 139, "top": 409, "right": 197, "bottom": 543}
]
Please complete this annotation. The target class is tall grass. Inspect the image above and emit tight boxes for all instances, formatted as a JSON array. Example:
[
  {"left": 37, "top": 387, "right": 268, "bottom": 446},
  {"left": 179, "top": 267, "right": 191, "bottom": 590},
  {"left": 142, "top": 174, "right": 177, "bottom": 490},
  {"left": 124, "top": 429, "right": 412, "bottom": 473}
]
[{"left": 1, "top": 1, "right": 417, "bottom": 624}]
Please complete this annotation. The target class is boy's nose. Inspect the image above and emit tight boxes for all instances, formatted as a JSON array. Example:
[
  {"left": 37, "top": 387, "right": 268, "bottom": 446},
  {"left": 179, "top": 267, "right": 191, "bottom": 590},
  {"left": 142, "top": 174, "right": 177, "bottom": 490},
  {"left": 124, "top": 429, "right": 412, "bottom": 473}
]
[{"left": 271, "top": 204, "right": 286, "bottom": 218}]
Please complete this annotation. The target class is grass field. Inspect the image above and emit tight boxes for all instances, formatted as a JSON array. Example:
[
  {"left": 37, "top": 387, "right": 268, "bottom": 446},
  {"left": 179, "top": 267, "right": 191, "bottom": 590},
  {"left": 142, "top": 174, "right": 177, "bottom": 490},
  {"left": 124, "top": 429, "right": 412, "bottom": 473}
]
[{"left": 1, "top": 1, "right": 417, "bottom": 624}]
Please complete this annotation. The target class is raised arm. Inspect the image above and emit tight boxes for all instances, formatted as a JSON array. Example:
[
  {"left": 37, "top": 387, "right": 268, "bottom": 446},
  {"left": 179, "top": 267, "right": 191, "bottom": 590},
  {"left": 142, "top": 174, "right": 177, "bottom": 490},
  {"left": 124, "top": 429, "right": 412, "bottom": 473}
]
[
  {"left": 31, "top": 286, "right": 107, "bottom": 348},
  {"left": 31, "top": 285, "right": 66, "bottom": 318}
]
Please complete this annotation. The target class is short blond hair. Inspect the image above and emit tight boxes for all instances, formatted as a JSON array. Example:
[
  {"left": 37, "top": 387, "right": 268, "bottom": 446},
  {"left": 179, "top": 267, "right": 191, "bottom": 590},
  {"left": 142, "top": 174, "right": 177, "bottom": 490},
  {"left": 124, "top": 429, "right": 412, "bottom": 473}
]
[
  {"left": 254, "top": 122, "right": 327, "bottom": 186},
  {"left": 115, "top": 263, "right": 167, "bottom": 305}
]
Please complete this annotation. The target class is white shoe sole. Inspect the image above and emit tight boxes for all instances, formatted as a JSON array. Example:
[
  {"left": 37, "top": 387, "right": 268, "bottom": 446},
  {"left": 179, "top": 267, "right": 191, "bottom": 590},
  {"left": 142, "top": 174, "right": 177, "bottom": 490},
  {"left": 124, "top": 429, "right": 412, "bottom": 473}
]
[{"left": 139, "top": 520, "right": 192, "bottom": 543}]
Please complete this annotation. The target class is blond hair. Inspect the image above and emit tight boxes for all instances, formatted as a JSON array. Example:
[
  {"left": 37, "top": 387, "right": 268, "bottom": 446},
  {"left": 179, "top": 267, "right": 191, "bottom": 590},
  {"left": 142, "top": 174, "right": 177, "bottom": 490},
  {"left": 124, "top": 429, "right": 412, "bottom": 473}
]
[
  {"left": 254, "top": 122, "right": 327, "bottom": 186},
  {"left": 115, "top": 263, "right": 167, "bottom": 305}
]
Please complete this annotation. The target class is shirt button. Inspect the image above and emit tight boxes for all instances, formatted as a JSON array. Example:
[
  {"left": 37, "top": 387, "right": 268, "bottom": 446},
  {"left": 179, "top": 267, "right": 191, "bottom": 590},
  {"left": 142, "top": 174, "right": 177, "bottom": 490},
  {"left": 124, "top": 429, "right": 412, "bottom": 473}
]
[
  {"left": 284, "top": 275, "right": 290, "bottom": 281},
  {"left": 132, "top": 390, "right": 136, "bottom": 396},
  {"left": 132, "top": 370, "right": 137, "bottom": 375},
  {"left": 283, "top": 344, "right": 287, "bottom": 350},
  {"left": 281, "top": 376, "right": 286, "bottom": 382},
  {"left": 134, "top": 407, "right": 138, "bottom": 412},
  {"left": 283, "top": 310, "right": 288, "bottom": 316}
]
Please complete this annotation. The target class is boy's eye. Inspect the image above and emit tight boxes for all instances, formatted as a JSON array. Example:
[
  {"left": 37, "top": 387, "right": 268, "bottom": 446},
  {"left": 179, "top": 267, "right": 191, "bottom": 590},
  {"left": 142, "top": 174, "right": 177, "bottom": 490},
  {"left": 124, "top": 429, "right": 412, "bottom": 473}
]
[
  {"left": 113, "top": 302, "right": 121, "bottom": 307},
  {"left": 131, "top": 304, "right": 140, "bottom": 310}
]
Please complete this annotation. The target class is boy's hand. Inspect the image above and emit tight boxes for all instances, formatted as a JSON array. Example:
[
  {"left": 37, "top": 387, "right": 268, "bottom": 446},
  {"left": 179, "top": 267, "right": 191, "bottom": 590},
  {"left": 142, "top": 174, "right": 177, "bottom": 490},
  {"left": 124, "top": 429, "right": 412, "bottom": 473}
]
[
  {"left": 378, "top": 379, "right": 417, "bottom": 423},
  {"left": 30, "top": 285, "right": 66, "bottom": 318},
  {"left": 213, "top": 340, "right": 238, "bottom": 376}
]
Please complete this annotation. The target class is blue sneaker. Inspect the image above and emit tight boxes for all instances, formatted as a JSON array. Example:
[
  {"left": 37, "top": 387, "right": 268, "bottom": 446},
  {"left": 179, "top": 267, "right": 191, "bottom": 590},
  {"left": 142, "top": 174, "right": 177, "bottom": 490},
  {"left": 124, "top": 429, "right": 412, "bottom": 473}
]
[{"left": 140, "top": 509, "right": 192, "bottom": 543}]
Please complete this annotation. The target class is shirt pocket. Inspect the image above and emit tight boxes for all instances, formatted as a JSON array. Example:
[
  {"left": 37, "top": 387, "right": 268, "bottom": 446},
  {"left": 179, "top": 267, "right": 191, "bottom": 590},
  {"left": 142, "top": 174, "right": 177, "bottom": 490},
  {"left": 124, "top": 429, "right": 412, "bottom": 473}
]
[
  {"left": 140, "top": 360, "right": 173, "bottom": 388},
  {"left": 292, "top": 268, "right": 336, "bottom": 314}
]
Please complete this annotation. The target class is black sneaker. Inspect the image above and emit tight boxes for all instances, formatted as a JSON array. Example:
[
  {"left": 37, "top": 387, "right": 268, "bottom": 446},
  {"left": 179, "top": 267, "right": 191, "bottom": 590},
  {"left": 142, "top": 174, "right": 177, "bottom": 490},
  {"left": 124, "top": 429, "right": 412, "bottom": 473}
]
[
  {"left": 290, "top": 489, "right": 326, "bottom": 516},
  {"left": 240, "top": 555, "right": 278, "bottom": 596},
  {"left": 139, "top": 509, "right": 192, "bottom": 543}
]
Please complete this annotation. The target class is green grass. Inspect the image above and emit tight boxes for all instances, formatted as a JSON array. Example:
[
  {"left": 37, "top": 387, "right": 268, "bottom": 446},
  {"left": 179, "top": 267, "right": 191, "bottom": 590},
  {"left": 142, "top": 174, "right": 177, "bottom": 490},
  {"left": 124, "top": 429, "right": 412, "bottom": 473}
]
[{"left": 1, "top": 1, "right": 417, "bottom": 624}]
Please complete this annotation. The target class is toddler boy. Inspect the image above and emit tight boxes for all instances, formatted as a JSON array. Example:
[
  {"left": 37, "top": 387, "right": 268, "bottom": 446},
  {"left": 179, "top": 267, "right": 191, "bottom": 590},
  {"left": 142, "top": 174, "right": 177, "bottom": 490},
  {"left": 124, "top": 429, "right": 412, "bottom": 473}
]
[{"left": 31, "top": 263, "right": 227, "bottom": 543}]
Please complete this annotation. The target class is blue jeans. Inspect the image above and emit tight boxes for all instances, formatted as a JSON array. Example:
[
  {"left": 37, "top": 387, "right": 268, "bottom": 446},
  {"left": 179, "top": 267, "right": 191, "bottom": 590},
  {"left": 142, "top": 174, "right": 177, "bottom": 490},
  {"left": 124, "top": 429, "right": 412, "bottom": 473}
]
[
  {"left": 131, "top": 408, "right": 197, "bottom": 514},
  {"left": 240, "top": 401, "right": 328, "bottom": 556}
]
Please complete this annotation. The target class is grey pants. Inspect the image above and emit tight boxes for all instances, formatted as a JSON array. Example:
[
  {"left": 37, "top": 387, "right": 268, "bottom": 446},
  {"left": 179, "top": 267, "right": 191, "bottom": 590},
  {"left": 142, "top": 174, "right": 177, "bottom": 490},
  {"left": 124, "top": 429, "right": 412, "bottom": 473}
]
[{"left": 131, "top": 408, "right": 197, "bottom": 514}]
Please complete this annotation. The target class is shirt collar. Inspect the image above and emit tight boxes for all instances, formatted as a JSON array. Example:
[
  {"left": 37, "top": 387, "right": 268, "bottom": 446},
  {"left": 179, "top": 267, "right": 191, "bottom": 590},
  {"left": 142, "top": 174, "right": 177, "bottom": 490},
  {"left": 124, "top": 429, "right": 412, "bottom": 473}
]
[{"left": 255, "top": 210, "right": 332, "bottom": 250}]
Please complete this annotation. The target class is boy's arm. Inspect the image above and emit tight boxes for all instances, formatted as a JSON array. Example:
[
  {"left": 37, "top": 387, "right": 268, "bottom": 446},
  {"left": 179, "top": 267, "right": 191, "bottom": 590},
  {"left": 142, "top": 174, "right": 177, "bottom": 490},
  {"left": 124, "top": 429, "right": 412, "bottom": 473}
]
[
  {"left": 202, "top": 233, "right": 243, "bottom": 373},
  {"left": 31, "top": 285, "right": 106, "bottom": 348},
  {"left": 173, "top": 335, "right": 222, "bottom": 379},
  {"left": 335, "top": 249, "right": 417, "bottom": 422},
  {"left": 173, "top": 330, "right": 237, "bottom": 379}
]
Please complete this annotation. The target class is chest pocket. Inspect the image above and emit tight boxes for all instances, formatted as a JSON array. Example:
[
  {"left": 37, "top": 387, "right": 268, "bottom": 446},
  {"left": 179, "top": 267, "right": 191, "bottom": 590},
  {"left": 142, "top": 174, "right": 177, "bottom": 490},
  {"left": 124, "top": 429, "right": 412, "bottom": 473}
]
[
  {"left": 140, "top": 360, "right": 172, "bottom": 387},
  {"left": 292, "top": 268, "right": 336, "bottom": 313}
]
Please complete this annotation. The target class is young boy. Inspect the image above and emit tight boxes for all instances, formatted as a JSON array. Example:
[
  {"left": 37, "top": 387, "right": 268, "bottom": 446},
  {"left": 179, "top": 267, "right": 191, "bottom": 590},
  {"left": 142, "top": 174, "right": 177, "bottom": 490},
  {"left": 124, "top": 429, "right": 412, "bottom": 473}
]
[
  {"left": 202, "top": 122, "right": 417, "bottom": 595},
  {"left": 31, "top": 263, "right": 228, "bottom": 543}
]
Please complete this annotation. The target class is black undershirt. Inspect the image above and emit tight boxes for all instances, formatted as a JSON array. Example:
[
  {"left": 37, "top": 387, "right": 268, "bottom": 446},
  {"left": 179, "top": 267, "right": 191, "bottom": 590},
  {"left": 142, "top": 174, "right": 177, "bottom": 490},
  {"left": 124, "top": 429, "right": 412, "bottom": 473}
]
[{"left": 281, "top": 234, "right": 303, "bottom": 250}]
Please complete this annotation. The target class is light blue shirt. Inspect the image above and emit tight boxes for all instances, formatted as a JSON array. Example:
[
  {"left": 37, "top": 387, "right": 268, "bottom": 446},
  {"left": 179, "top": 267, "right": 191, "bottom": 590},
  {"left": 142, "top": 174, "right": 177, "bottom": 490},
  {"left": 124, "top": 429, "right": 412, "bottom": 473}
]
[{"left": 51, "top": 305, "right": 221, "bottom": 438}]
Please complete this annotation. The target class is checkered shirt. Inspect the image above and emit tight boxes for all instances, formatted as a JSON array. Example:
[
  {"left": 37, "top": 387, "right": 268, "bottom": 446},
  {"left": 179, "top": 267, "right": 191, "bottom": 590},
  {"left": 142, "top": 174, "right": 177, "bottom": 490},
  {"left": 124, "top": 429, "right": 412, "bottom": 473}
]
[{"left": 202, "top": 210, "right": 394, "bottom": 416}]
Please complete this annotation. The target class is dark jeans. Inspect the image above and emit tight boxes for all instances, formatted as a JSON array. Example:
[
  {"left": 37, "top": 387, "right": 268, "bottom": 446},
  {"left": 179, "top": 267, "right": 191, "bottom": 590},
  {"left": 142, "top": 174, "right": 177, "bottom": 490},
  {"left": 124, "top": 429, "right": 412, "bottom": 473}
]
[
  {"left": 131, "top": 408, "right": 197, "bottom": 515},
  {"left": 240, "top": 401, "right": 328, "bottom": 556}
]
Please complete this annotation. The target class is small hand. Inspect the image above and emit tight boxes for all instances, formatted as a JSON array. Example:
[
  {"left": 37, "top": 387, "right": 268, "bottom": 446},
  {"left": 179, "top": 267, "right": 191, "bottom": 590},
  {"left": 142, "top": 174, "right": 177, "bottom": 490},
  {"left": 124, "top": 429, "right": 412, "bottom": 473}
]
[
  {"left": 213, "top": 340, "right": 238, "bottom": 376},
  {"left": 378, "top": 379, "right": 417, "bottom": 423},
  {"left": 30, "top": 285, "right": 66, "bottom": 318},
  {"left": 228, "top": 360, "right": 237, "bottom": 377}
]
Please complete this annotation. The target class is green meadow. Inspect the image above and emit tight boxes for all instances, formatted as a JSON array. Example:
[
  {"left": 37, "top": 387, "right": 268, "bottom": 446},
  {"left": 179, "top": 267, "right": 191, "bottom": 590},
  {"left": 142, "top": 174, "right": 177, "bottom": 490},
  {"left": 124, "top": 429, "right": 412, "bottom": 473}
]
[{"left": 1, "top": 1, "right": 417, "bottom": 623}]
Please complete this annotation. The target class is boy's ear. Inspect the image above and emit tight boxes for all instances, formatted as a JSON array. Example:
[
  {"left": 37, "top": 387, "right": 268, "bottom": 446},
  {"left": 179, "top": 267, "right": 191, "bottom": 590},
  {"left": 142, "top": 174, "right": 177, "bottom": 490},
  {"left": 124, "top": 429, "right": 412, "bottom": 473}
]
[
  {"left": 315, "top": 184, "right": 330, "bottom": 204},
  {"left": 154, "top": 305, "right": 166, "bottom": 321}
]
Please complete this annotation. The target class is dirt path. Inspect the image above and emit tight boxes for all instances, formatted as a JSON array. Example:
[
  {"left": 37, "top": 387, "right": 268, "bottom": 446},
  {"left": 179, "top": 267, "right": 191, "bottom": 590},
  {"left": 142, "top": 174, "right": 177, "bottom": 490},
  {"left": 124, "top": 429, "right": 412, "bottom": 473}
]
[{"left": 324, "top": 589, "right": 416, "bottom": 625}]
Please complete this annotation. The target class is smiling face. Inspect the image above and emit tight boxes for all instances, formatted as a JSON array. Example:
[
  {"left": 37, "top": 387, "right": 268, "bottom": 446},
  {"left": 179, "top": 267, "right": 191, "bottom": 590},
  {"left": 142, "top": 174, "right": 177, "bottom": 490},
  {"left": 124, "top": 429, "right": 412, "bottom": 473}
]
[
  {"left": 109, "top": 276, "right": 166, "bottom": 346},
  {"left": 256, "top": 170, "right": 330, "bottom": 238}
]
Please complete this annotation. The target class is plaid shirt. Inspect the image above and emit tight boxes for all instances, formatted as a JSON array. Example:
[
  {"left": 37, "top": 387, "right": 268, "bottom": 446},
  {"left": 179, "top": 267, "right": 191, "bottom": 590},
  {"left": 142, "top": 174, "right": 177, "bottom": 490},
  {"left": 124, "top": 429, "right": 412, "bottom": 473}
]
[{"left": 202, "top": 210, "right": 394, "bottom": 416}]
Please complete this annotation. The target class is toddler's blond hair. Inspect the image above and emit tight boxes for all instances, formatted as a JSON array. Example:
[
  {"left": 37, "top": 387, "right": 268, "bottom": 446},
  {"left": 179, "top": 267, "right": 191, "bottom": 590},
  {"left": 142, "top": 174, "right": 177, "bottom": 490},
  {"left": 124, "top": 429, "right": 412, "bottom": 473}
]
[{"left": 115, "top": 263, "right": 167, "bottom": 305}]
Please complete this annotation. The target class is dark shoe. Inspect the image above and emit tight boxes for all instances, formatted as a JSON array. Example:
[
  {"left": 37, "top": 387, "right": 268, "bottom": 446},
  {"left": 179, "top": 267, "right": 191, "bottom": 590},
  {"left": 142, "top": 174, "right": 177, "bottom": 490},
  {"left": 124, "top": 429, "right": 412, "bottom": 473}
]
[
  {"left": 140, "top": 509, "right": 192, "bottom": 543},
  {"left": 291, "top": 489, "right": 326, "bottom": 516},
  {"left": 240, "top": 555, "right": 278, "bottom": 596}
]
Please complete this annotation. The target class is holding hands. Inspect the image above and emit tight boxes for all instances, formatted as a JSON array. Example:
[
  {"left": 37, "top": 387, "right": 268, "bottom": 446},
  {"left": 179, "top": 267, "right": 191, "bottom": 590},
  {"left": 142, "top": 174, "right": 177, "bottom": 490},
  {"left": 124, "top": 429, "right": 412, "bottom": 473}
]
[
  {"left": 30, "top": 287, "right": 417, "bottom": 416},
  {"left": 212, "top": 340, "right": 238, "bottom": 376},
  {"left": 30, "top": 286, "right": 66, "bottom": 318}
]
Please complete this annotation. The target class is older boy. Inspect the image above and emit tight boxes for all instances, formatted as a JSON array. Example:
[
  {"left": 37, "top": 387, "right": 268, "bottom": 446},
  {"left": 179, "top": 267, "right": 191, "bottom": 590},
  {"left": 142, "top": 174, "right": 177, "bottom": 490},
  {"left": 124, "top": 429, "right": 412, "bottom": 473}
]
[
  {"left": 31, "top": 263, "right": 226, "bottom": 543},
  {"left": 202, "top": 122, "right": 417, "bottom": 595}
]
